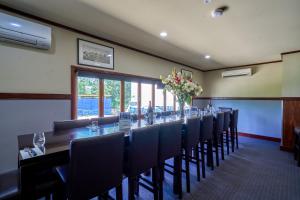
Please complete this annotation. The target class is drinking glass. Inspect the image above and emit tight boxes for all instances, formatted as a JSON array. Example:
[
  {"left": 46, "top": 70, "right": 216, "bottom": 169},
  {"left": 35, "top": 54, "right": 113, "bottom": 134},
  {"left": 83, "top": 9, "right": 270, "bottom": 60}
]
[
  {"left": 91, "top": 120, "right": 98, "bottom": 132},
  {"left": 33, "top": 132, "right": 45, "bottom": 148}
]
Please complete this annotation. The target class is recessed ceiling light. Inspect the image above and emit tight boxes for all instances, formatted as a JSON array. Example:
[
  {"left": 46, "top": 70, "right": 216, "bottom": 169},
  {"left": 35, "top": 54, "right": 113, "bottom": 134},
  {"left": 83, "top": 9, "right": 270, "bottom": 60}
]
[
  {"left": 10, "top": 22, "right": 21, "bottom": 27},
  {"left": 203, "top": 0, "right": 212, "bottom": 4},
  {"left": 205, "top": 55, "right": 211, "bottom": 59},
  {"left": 160, "top": 32, "right": 168, "bottom": 37},
  {"left": 107, "top": 54, "right": 112, "bottom": 57}
]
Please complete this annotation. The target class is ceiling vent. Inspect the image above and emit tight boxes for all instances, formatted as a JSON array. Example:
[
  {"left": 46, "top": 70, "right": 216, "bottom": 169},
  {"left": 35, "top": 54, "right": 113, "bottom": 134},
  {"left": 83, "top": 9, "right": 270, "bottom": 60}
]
[{"left": 222, "top": 68, "right": 252, "bottom": 78}]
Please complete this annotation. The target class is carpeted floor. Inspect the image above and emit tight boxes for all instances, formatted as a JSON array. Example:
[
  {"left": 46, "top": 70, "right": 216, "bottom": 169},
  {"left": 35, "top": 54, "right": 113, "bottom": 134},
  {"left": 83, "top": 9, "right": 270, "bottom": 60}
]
[{"left": 117, "top": 137, "right": 300, "bottom": 200}]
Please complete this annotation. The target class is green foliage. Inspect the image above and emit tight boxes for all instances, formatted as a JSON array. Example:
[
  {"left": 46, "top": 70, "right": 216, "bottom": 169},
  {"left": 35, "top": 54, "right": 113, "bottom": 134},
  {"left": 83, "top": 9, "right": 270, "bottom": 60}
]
[{"left": 78, "top": 77, "right": 99, "bottom": 96}]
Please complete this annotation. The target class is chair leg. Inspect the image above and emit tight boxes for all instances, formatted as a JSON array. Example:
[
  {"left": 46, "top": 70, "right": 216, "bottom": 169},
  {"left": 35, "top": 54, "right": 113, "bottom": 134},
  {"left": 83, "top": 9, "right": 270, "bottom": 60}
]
[
  {"left": 184, "top": 148, "right": 191, "bottom": 193},
  {"left": 194, "top": 145, "right": 201, "bottom": 181},
  {"left": 208, "top": 140, "right": 214, "bottom": 170},
  {"left": 220, "top": 134, "right": 225, "bottom": 160},
  {"left": 215, "top": 141, "right": 219, "bottom": 167},
  {"left": 200, "top": 142, "right": 206, "bottom": 178},
  {"left": 231, "top": 129, "right": 235, "bottom": 152},
  {"left": 297, "top": 149, "right": 300, "bottom": 167},
  {"left": 225, "top": 131, "right": 230, "bottom": 155},
  {"left": 235, "top": 128, "right": 239, "bottom": 149},
  {"left": 116, "top": 184, "right": 123, "bottom": 200},
  {"left": 159, "top": 163, "right": 164, "bottom": 200},
  {"left": 128, "top": 177, "right": 136, "bottom": 200},
  {"left": 178, "top": 155, "right": 182, "bottom": 199},
  {"left": 152, "top": 167, "right": 159, "bottom": 200}
]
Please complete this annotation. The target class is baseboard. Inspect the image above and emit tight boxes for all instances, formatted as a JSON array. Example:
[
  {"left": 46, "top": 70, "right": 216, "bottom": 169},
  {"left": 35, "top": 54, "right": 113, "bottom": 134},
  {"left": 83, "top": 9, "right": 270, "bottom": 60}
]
[{"left": 239, "top": 132, "right": 281, "bottom": 142}]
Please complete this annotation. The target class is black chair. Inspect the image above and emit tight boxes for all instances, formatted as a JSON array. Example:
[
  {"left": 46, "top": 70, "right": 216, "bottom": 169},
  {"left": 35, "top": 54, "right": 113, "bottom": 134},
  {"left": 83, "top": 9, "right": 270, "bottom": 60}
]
[
  {"left": 56, "top": 132, "right": 124, "bottom": 200},
  {"left": 223, "top": 111, "right": 231, "bottom": 155},
  {"left": 230, "top": 110, "right": 239, "bottom": 150},
  {"left": 182, "top": 117, "right": 201, "bottom": 192},
  {"left": 0, "top": 170, "right": 19, "bottom": 200},
  {"left": 158, "top": 120, "right": 183, "bottom": 199},
  {"left": 213, "top": 112, "right": 224, "bottom": 166},
  {"left": 98, "top": 116, "right": 119, "bottom": 125},
  {"left": 124, "top": 125, "right": 160, "bottom": 200},
  {"left": 219, "top": 107, "right": 233, "bottom": 112},
  {"left": 294, "top": 126, "right": 300, "bottom": 167},
  {"left": 200, "top": 115, "right": 214, "bottom": 172},
  {"left": 131, "top": 114, "right": 138, "bottom": 121},
  {"left": 53, "top": 119, "right": 91, "bottom": 131}
]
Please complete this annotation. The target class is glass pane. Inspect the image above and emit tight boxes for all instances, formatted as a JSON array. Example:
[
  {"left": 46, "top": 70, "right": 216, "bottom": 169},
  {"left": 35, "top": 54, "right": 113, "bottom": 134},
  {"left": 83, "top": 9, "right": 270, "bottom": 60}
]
[
  {"left": 155, "top": 84, "right": 164, "bottom": 112},
  {"left": 176, "top": 98, "right": 190, "bottom": 111},
  {"left": 77, "top": 77, "right": 99, "bottom": 119},
  {"left": 166, "top": 91, "right": 174, "bottom": 111},
  {"left": 124, "top": 82, "right": 138, "bottom": 114},
  {"left": 141, "top": 83, "right": 152, "bottom": 114},
  {"left": 104, "top": 79, "right": 121, "bottom": 116}
]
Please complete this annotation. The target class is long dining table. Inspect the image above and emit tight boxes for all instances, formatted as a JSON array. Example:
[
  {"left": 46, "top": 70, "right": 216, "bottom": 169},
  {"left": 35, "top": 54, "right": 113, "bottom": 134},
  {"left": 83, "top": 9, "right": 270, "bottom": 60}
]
[{"left": 17, "top": 115, "right": 196, "bottom": 199}]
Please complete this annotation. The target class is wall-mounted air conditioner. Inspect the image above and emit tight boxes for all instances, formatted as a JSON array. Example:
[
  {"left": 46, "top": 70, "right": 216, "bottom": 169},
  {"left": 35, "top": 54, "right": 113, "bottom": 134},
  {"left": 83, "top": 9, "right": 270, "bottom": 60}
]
[
  {"left": 0, "top": 12, "right": 51, "bottom": 50},
  {"left": 221, "top": 68, "right": 252, "bottom": 78}
]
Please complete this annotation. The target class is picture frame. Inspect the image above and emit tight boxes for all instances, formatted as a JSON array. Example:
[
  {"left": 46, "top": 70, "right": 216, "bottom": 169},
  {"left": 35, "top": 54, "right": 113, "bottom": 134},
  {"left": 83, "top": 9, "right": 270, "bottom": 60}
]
[
  {"left": 77, "top": 39, "right": 114, "bottom": 70},
  {"left": 181, "top": 69, "right": 193, "bottom": 80}
]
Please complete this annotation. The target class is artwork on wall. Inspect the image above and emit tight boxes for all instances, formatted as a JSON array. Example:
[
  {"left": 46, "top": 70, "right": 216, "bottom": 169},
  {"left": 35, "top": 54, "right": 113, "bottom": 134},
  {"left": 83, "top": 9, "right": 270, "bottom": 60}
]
[
  {"left": 77, "top": 39, "right": 114, "bottom": 69},
  {"left": 181, "top": 69, "right": 193, "bottom": 80}
]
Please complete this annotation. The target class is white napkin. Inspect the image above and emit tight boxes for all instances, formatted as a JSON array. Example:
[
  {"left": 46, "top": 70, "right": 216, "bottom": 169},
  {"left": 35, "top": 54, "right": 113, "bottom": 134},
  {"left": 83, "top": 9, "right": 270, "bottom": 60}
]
[{"left": 20, "top": 147, "right": 44, "bottom": 159}]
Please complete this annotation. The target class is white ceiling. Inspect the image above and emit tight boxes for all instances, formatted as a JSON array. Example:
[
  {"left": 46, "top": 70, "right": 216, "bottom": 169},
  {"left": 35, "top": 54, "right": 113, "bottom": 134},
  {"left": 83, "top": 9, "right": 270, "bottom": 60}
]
[{"left": 1, "top": 0, "right": 300, "bottom": 70}]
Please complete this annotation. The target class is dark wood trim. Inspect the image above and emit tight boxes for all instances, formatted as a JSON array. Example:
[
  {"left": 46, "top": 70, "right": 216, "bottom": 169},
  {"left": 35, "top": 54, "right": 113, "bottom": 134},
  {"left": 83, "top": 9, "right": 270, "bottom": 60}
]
[
  {"left": 204, "top": 60, "right": 282, "bottom": 72},
  {"left": 120, "top": 81, "right": 125, "bottom": 112},
  {"left": 99, "top": 80, "right": 104, "bottom": 117},
  {"left": 239, "top": 132, "right": 281, "bottom": 143},
  {"left": 280, "top": 145, "right": 293, "bottom": 152},
  {"left": 71, "top": 67, "right": 77, "bottom": 119},
  {"left": 193, "top": 97, "right": 300, "bottom": 101},
  {"left": 281, "top": 50, "right": 300, "bottom": 56},
  {"left": 72, "top": 65, "right": 161, "bottom": 82},
  {"left": 152, "top": 84, "right": 155, "bottom": 108},
  {"left": 0, "top": 93, "right": 71, "bottom": 100},
  {"left": 0, "top": 4, "right": 202, "bottom": 72},
  {"left": 173, "top": 95, "right": 177, "bottom": 111},
  {"left": 163, "top": 90, "right": 167, "bottom": 111},
  {"left": 137, "top": 83, "right": 141, "bottom": 117},
  {"left": 193, "top": 97, "right": 283, "bottom": 100}
]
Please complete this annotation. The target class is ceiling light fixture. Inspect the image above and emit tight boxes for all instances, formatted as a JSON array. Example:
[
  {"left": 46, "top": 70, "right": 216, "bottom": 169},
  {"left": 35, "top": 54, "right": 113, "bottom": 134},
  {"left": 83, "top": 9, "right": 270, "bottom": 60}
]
[
  {"left": 211, "top": 6, "right": 229, "bottom": 18},
  {"left": 10, "top": 22, "right": 21, "bottom": 27},
  {"left": 205, "top": 55, "right": 211, "bottom": 59},
  {"left": 160, "top": 31, "right": 168, "bottom": 37},
  {"left": 203, "top": 0, "right": 212, "bottom": 4}
]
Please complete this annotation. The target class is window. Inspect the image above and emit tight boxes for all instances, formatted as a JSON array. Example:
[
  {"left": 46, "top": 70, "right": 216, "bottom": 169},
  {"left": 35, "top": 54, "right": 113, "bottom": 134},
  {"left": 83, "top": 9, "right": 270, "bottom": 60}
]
[
  {"left": 155, "top": 84, "right": 164, "bottom": 112},
  {"left": 104, "top": 79, "right": 121, "bottom": 116},
  {"left": 124, "top": 81, "right": 138, "bottom": 114},
  {"left": 77, "top": 77, "right": 99, "bottom": 119},
  {"left": 166, "top": 91, "right": 174, "bottom": 111},
  {"left": 141, "top": 83, "right": 152, "bottom": 114},
  {"left": 73, "top": 67, "right": 179, "bottom": 119}
]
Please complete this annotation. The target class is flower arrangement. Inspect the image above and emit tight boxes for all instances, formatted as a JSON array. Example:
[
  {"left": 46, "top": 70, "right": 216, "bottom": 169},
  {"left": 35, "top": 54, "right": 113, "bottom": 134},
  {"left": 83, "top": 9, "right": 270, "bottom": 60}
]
[{"left": 160, "top": 68, "right": 203, "bottom": 116}]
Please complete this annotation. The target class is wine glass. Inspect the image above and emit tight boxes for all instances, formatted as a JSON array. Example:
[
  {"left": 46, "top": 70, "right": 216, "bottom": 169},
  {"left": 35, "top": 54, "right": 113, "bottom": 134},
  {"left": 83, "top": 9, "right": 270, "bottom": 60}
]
[
  {"left": 91, "top": 120, "right": 98, "bottom": 132},
  {"left": 33, "top": 132, "right": 45, "bottom": 148}
]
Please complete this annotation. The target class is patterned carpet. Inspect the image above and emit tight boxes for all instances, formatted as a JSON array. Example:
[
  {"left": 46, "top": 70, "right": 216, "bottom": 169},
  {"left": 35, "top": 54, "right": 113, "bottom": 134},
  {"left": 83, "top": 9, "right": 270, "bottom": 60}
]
[{"left": 116, "top": 137, "right": 300, "bottom": 200}]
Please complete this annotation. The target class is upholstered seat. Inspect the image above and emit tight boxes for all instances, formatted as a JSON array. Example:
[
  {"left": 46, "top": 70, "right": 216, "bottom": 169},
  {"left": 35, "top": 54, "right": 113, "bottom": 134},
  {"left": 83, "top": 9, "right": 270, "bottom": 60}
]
[{"left": 0, "top": 170, "right": 19, "bottom": 200}]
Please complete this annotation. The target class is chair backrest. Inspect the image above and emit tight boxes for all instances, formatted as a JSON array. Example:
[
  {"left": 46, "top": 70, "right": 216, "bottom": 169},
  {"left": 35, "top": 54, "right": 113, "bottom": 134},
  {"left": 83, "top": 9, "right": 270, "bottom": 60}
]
[
  {"left": 68, "top": 132, "right": 124, "bottom": 200},
  {"left": 53, "top": 119, "right": 91, "bottom": 132},
  {"left": 183, "top": 117, "right": 201, "bottom": 149},
  {"left": 214, "top": 112, "right": 224, "bottom": 140},
  {"left": 230, "top": 109, "right": 239, "bottom": 129},
  {"left": 219, "top": 107, "right": 233, "bottom": 112},
  {"left": 131, "top": 114, "right": 138, "bottom": 121},
  {"left": 158, "top": 120, "right": 182, "bottom": 163},
  {"left": 200, "top": 115, "right": 214, "bottom": 141},
  {"left": 125, "top": 125, "right": 160, "bottom": 176},
  {"left": 98, "top": 116, "right": 119, "bottom": 125},
  {"left": 223, "top": 111, "right": 231, "bottom": 131}
]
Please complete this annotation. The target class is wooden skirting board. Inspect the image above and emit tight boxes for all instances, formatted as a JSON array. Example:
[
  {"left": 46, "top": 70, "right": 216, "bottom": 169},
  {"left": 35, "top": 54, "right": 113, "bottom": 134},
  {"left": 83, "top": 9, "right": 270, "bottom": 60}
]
[{"left": 239, "top": 132, "right": 281, "bottom": 143}]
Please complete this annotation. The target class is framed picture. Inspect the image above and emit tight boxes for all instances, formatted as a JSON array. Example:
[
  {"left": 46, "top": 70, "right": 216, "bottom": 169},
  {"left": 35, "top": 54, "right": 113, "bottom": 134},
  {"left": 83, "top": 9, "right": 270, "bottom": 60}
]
[
  {"left": 77, "top": 39, "right": 114, "bottom": 69},
  {"left": 181, "top": 69, "right": 193, "bottom": 80}
]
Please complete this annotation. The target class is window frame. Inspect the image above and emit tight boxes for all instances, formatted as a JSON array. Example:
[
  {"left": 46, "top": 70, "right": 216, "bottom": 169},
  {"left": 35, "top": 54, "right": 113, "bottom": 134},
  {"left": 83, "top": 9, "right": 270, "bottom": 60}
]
[{"left": 71, "top": 65, "right": 176, "bottom": 119}]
